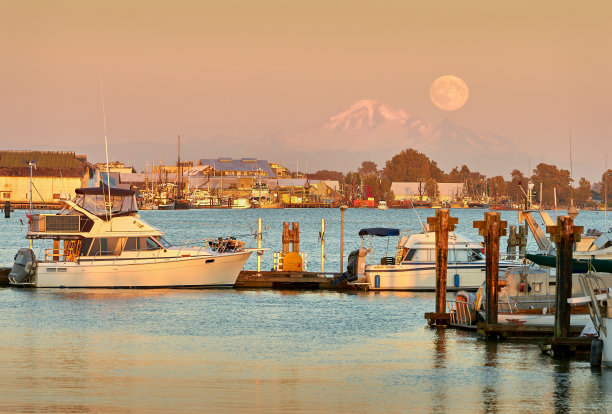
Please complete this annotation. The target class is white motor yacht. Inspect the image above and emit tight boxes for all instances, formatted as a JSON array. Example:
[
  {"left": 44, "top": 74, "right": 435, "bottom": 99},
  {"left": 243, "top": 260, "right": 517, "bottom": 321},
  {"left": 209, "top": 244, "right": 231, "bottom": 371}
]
[
  {"left": 353, "top": 228, "right": 516, "bottom": 291},
  {"left": 8, "top": 187, "right": 253, "bottom": 288}
]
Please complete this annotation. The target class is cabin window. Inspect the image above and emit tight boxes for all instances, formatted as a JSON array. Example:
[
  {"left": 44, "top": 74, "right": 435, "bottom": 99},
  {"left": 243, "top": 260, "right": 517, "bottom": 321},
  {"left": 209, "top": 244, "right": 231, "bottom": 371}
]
[
  {"left": 453, "top": 249, "right": 468, "bottom": 262},
  {"left": 84, "top": 238, "right": 101, "bottom": 256},
  {"left": 81, "top": 238, "right": 93, "bottom": 256},
  {"left": 410, "top": 249, "right": 430, "bottom": 262},
  {"left": 146, "top": 237, "right": 162, "bottom": 250},
  {"left": 152, "top": 236, "right": 172, "bottom": 248},
  {"left": 404, "top": 249, "right": 416, "bottom": 262},
  {"left": 124, "top": 237, "right": 139, "bottom": 252},
  {"left": 1, "top": 192, "right": 10, "bottom": 199},
  {"left": 469, "top": 249, "right": 484, "bottom": 262},
  {"left": 84, "top": 237, "right": 125, "bottom": 256}
]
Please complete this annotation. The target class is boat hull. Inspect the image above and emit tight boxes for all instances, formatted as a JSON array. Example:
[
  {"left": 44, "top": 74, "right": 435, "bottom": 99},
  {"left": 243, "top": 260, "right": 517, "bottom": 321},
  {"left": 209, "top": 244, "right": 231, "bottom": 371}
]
[
  {"left": 365, "top": 262, "right": 514, "bottom": 291},
  {"left": 604, "top": 318, "right": 612, "bottom": 367},
  {"left": 28, "top": 251, "right": 251, "bottom": 288}
]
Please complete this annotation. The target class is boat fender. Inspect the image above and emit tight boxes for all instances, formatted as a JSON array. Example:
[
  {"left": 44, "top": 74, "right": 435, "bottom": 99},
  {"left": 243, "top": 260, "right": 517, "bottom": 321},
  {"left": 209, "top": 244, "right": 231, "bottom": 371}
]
[
  {"left": 453, "top": 273, "right": 460, "bottom": 287},
  {"left": 519, "top": 282, "right": 525, "bottom": 292},
  {"left": 590, "top": 338, "right": 603, "bottom": 367},
  {"left": 8, "top": 248, "right": 37, "bottom": 284}
]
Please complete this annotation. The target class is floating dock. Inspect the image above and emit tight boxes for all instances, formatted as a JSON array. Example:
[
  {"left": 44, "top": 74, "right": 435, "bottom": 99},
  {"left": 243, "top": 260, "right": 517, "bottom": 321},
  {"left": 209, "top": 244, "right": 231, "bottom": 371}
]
[
  {"left": 0, "top": 267, "right": 9, "bottom": 286},
  {"left": 235, "top": 270, "right": 366, "bottom": 290}
]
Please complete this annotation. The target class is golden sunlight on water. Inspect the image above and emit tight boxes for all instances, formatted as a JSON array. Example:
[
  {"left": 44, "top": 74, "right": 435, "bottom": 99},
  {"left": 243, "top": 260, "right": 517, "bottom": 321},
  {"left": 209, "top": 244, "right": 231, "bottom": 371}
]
[{"left": 0, "top": 288, "right": 610, "bottom": 413}]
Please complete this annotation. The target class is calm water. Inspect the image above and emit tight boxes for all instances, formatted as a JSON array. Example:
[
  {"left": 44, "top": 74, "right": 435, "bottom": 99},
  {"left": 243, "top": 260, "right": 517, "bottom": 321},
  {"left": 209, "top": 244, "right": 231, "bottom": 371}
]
[{"left": 1, "top": 208, "right": 611, "bottom": 412}]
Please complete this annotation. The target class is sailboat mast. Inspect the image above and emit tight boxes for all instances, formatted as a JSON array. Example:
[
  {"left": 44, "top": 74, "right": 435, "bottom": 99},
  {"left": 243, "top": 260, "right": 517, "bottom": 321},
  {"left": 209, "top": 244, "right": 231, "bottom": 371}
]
[{"left": 177, "top": 135, "right": 181, "bottom": 199}]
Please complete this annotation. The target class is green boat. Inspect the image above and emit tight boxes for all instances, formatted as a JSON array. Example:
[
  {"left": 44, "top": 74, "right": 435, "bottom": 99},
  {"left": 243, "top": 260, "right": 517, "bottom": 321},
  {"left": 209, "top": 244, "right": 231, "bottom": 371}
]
[{"left": 526, "top": 253, "right": 612, "bottom": 273}]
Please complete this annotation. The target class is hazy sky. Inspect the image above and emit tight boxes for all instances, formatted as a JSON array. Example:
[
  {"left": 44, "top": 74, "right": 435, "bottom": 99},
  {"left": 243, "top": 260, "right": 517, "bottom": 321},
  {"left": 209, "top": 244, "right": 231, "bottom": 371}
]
[{"left": 1, "top": 1, "right": 610, "bottom": 181}]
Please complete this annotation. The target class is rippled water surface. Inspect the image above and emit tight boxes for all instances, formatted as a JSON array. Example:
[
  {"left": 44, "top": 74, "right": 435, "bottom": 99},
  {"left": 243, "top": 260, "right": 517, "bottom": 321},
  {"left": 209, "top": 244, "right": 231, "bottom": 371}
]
[{"left": 1, "top": 208, "right": 611, "bottom": 412}]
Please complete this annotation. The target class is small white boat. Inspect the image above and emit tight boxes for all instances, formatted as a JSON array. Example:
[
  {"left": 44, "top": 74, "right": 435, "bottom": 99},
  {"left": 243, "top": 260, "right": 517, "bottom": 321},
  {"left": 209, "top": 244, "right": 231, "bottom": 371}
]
[
  {"left": 8, "top": 187, "right": 253, "bottom": 288},
  {"left": 377, "top": 201, "right": 388, "bottom": 210},
  {"left": 352, "top": 228, "right": 516, "bottom": 291}
]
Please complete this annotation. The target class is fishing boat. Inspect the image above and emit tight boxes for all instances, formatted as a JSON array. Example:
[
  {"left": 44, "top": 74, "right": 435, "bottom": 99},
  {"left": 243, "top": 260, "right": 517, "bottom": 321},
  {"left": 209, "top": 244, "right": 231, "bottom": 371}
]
[
  {"left": 352, "top": 228, "right": 516, "bottom": 291},
  {"left": 8, "top": 187, "right": 253, "bottom": 288},
  {"left": 377, "top": 201, "right": 388, "bottom": 210}
]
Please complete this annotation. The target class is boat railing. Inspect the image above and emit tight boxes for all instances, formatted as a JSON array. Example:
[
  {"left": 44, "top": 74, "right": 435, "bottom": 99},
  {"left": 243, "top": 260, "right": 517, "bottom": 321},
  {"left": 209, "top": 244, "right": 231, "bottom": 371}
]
[
  {"left": 447, "top": 299, "right": 474, "bottom": 326},
  {"left": 76, "top": 237, "right": 243, "bottom": 265}
]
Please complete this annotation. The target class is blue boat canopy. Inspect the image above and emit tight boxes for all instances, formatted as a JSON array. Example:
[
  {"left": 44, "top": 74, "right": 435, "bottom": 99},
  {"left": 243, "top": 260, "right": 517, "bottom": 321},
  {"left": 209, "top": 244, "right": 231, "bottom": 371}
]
[{"left": 358, "top": 228, "right": 400, "bottom": 237}]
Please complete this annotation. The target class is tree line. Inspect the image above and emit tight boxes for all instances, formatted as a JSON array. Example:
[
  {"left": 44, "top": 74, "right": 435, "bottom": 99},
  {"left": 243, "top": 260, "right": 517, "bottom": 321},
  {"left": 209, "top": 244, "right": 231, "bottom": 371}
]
[{"left": 306, "top": 148, "right": 612, "bottom": 207}]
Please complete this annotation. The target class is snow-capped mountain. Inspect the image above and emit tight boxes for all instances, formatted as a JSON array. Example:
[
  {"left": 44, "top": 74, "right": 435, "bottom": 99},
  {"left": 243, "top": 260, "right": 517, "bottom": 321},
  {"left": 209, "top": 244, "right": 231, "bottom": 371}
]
[{"left": 279, "top": 99, "right": 524, "bottom": 172}]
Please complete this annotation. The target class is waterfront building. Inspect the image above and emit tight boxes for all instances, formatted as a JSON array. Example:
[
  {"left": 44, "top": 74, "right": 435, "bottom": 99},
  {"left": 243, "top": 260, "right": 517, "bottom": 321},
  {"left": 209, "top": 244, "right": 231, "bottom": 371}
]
[
  {"left": 198, "top": 158, "right": 277, "bottom": 178},
  {"left": 94, "top": 161, "right": 135, "bottom": 174},
  {"left": 391, "top": 182, "right": 465, "bottom": 202},
  {"left": 0, "top": 150, "right": 97, "bottom": 204}
]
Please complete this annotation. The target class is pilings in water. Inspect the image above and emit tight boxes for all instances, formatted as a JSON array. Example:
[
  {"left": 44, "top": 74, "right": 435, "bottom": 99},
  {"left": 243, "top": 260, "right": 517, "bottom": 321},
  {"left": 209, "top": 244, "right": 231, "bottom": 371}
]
[
  {"left": 546, "top": 215, "right": 583, "bottom": 357},
  {"left": 474, "top": 212, "right": 507, "bottom": 338},
  {"left": 4, "top": 201, "right": 10, "bottom": 218},
  {"left": 424, "top": 209, "right": 458, "bottom": 327}
]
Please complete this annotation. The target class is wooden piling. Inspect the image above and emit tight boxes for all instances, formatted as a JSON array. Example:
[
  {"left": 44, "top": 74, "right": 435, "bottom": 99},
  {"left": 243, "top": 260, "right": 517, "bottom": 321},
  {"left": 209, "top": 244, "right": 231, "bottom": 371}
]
[
  {"left": 546, "top": 216, "right": 582, "bottom": 357},
  {"left": 474, "top": 212, "right": 507, "bottom": 335},
  {"left": 424, "top": 209, "right": 457, "bottom": 326},
  {"left": 4, "top": 201, "right": 10, "bottom": 218},
  {"left": 282, "top": 222, "right": 300, "bottom": 253},
  {"left": 518, "top": 224, "right": 527, "bottom": 259}
]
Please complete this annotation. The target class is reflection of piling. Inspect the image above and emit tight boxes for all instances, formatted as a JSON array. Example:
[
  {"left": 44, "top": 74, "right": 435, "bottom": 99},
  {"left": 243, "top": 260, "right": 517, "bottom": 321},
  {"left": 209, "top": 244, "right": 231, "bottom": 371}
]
[
  {"left": 546, "top": 215, "right": 583, "bottom": 357},
  {"left": 425, "top": 209, "right": 457, "bottom": 326},
  {"left": 474, "top": 212, "right": 507, "bottom": 335},
  {"left": 4, "top": 201, "right": 10, "bottom": 218}
]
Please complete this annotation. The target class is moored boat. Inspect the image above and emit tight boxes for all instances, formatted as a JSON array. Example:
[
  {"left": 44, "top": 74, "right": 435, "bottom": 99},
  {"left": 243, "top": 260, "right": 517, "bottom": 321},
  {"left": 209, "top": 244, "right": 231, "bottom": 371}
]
[
  {"left": 8, "top": 187, "right": 253, "bottom": 288},
  {"left": 350, "top": 228, "right": 516, "bottom": 291}
]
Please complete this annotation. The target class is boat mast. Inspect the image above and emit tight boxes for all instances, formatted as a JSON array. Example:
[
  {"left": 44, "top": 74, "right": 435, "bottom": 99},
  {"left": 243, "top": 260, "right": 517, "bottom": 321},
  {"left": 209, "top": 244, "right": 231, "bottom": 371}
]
[
  {"left": 177, "top": 135, "right": 181, "bottom": 200},
  {"left": 99, "top": 73, "right": 113, "bottom": 226}
]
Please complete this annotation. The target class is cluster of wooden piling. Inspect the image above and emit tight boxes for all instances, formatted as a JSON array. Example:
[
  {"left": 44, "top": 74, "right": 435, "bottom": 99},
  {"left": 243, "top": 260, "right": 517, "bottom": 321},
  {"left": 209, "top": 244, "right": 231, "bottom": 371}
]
[{"left": 424, "top": 209, "right": 592, "bottom": 359}]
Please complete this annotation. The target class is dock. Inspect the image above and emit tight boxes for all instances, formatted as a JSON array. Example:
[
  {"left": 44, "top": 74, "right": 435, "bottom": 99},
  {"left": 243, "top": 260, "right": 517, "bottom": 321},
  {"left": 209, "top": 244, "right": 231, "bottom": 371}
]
[
  {"left": 235, "top": 270, "right": 366, "bottom": 290},
  {"left": 0, "top": 267, "right": 9, "bottom": 286}
]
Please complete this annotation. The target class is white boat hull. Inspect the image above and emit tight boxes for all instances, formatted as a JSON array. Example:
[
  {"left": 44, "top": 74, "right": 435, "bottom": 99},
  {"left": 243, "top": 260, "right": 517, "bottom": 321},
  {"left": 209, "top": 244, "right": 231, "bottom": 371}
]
[
  {"left": 30, "top": 251, "right": 251, "bottom": 288},
  {"left": 365, "top": 262, "right": 513, "bottom": 291},
  {"left": 603, "top": 318, "right": 612, "bottom": 367}
]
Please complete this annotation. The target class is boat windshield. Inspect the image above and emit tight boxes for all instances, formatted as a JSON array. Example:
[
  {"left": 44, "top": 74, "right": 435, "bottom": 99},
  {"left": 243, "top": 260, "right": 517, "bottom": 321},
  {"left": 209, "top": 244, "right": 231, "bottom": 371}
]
[{"left": 67, "top": 188, "right": 138, "bottom": 218}]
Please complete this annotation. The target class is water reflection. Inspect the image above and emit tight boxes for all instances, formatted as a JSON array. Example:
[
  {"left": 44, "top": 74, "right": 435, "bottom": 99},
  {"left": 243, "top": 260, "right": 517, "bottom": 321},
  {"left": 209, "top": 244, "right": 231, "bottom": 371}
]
[
  {"left": 553, "top": 360, "right": 571, "bottom": 414},
  {"left": 1, "top": 287, "right": 611, "bottom": 412},
  {"left": 482, "top": 341, "right": 499, "bottom": 414},
  {"left": 432, "top": 327, "right": 448, "bottom": 413}
]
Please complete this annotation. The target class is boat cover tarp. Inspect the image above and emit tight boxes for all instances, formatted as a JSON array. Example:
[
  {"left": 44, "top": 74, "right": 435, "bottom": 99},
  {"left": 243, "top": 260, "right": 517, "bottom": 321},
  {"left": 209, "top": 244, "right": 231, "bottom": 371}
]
[
  {"left": 358, "top": 228, "right": 400, "bottom": 237},
  {"left": 526, "top": 253, "right": 612, "bottom": 273}
]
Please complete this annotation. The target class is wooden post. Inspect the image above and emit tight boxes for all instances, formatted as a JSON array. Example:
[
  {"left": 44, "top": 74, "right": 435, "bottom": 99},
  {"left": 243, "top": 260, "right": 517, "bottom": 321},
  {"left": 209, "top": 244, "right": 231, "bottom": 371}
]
[
  {"left": 474, "top": 212, "right": 507, "bottom": 330},
  {"left": 339, "top": 205, "right": 348, "bottom": 272},
  {"left": 292, "top": 222, "right": 299, "bottom": 252},
  {"left": 320, "top": 218, "right": 325, "bottom": 272},
  {"left": 507, "top": 225, "right": 517, "bottom": 260},
  {"left": 282, "top": 222, "right": 290, "bottom": 254},
  {"left": 424, "top": 209, "right": 457, "bottom": 326},
  {"left": 546, "top": 216, "right": 582, "bottom": 356},
  {"left": 282, "top": 222, "right": 300, "bottom": 253},
  {"left": 4, "top": 201, "right": 10, "bottom": 218},
  {"left": 518, "top": 224, "right": 527, "bottom": 259},
  {"left": 257, "top": 218, "right": 262, "bottom": 272}
]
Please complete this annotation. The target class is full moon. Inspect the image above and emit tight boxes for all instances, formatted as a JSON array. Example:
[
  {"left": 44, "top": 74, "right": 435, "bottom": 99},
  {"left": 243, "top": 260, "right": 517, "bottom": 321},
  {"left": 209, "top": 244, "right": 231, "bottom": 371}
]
[{"left": 429, "top": 75, "right": 469, "bottom": 111}]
